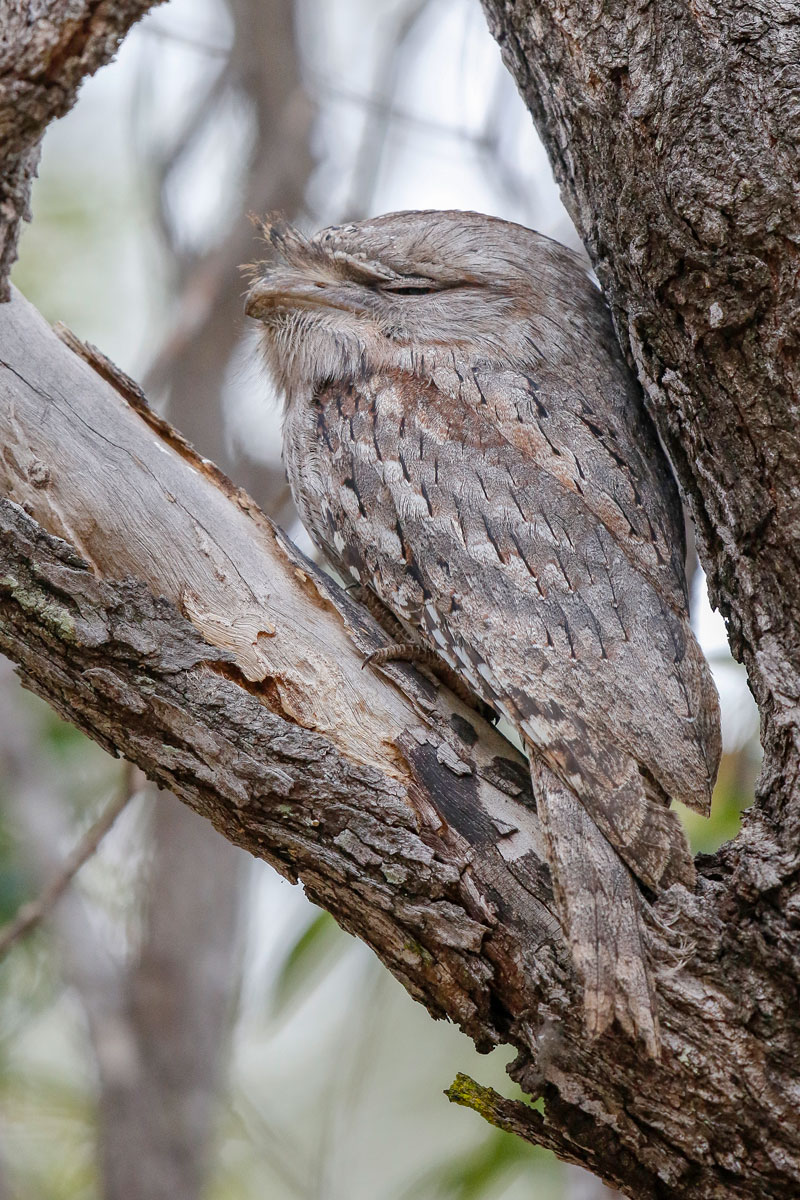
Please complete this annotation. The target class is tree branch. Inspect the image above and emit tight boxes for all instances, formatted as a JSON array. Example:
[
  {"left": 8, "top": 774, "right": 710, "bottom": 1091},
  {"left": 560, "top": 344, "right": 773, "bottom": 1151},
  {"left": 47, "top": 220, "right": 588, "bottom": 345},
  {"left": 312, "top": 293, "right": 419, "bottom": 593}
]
[
  {"left": 0, "top": 0, "right": 166, "bottom": 298},
  {"left": 467, "top": 2, "right": 800, "bottom": 1194},
  {"left": 0, "top": 283, "right": 559, "bottom": 1042}
]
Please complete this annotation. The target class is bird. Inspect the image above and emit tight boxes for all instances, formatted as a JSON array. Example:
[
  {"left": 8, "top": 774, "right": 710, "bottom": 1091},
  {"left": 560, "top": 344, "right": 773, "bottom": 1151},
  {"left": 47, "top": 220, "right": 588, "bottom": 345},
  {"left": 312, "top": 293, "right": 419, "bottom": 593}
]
[{"left": 245, "top": 209, "right": 721, "bottom": 1052}]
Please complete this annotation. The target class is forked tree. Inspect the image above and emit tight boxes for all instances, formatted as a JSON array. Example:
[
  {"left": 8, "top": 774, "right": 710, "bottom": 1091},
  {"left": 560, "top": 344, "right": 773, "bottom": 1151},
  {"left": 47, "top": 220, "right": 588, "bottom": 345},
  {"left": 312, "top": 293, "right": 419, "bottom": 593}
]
[{"left": 0, "top": 3, "right": 797, "bottom": 1197}]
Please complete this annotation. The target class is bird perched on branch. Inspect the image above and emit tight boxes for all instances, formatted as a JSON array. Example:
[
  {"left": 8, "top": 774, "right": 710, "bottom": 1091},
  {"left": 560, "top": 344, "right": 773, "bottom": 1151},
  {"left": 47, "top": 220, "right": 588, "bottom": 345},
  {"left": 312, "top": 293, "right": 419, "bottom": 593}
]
[{"left": 246, "top": 209, "right": 721, "bottom": 1052}]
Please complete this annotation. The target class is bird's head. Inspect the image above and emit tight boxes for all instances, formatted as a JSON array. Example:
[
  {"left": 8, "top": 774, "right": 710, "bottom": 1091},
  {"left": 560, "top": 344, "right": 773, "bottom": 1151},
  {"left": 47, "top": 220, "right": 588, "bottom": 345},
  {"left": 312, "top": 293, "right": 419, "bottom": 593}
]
[{"left": 245, "top": 209, "right": 602, "bottom": 402}]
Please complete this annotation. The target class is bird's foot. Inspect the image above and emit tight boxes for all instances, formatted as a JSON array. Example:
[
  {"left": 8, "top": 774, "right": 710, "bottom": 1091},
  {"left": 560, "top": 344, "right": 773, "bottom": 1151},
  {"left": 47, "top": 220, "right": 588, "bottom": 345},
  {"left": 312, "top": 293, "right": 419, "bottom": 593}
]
[
  {"left": 362, "top": 643, "right": 439, "bottom": 670},
  {"left": 363, "top": 643, "right": 498, "bottom": 724}
]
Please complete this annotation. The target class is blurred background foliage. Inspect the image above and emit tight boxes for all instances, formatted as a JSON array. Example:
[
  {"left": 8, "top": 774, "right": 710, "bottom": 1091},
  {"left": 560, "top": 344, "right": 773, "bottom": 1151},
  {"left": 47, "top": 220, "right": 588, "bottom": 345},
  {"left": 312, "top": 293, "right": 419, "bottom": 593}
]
[{"left": 1, "top": 0, "right": 759, "bottom": 1197}]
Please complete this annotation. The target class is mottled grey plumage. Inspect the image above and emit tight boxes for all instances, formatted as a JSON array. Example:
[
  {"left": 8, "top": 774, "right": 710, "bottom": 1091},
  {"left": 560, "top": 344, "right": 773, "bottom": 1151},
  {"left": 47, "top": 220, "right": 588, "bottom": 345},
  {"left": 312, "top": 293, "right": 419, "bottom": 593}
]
[{"left": 246, "top": 209, "right": 721, "bottom": 1051}]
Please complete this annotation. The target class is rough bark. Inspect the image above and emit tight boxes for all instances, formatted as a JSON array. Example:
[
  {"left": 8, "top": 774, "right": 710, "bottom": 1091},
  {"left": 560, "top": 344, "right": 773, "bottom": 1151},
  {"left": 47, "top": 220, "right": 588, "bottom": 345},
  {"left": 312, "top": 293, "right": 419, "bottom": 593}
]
[
  {"left": 0, "top": 0, "right": 165, "bottom": 298},
  {"left": 473, "top": 0, "right": 799, "bottom": 1194}
]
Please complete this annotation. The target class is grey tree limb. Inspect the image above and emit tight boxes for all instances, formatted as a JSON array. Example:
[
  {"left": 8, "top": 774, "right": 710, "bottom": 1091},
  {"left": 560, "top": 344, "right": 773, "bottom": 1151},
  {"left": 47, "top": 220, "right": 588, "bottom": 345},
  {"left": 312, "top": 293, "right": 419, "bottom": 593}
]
[{"left": 0, "top": 0, "right": 165, "bottom": 298}]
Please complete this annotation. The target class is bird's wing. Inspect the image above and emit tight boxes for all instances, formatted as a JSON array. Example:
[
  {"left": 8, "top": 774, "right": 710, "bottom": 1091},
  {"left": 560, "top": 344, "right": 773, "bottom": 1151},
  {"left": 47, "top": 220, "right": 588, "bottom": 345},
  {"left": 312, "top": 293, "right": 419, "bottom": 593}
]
[{"left": 305, "top": 368, "right": 719, "bottom": 890}]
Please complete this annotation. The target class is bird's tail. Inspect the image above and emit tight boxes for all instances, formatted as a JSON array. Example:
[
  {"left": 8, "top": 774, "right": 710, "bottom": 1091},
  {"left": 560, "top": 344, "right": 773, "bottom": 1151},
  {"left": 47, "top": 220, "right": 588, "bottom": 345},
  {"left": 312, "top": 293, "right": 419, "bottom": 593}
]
[{"left": 530, "top": 758, "right": 660, "bottom": 1055}]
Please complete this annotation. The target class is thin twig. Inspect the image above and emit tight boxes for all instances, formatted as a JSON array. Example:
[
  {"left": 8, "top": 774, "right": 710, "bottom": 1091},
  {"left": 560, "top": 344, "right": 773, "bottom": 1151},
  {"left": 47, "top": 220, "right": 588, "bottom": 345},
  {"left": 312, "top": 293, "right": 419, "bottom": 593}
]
[{"left": 0, "top": 762, "right": 137, "bottom": 960}]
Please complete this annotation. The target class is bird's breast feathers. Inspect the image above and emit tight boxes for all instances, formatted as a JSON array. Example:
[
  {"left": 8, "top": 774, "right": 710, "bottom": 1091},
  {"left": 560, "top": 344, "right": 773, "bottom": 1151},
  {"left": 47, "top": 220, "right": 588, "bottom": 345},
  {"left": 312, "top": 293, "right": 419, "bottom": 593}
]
[{"left": 283, "top": 364, "right": 719, "bottom": 814}]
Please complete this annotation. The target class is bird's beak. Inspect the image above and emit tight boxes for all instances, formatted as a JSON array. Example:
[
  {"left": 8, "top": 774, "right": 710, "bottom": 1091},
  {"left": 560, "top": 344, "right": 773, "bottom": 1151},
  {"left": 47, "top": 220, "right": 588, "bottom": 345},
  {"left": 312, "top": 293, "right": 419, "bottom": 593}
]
[{"left": 245, "top": 270, "right": 369, "bottom": 320}]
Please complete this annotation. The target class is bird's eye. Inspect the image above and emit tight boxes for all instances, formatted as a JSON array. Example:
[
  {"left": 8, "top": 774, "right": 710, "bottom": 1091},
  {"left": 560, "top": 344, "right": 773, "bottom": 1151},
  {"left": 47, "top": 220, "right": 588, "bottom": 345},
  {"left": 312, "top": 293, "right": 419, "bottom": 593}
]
[
  {"left": 380, "top": 280, "right": 438, "bottom": 296},
  {"left": 386, "top": 286, "right": 435, "bottom": 296}
]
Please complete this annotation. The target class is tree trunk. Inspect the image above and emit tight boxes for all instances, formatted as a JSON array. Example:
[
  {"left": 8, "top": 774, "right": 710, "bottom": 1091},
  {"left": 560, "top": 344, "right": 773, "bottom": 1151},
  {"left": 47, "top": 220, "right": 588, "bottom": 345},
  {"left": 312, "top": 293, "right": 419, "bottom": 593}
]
[{"left": 476, "top": 0, "right": 800, "bottom": 1193}]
